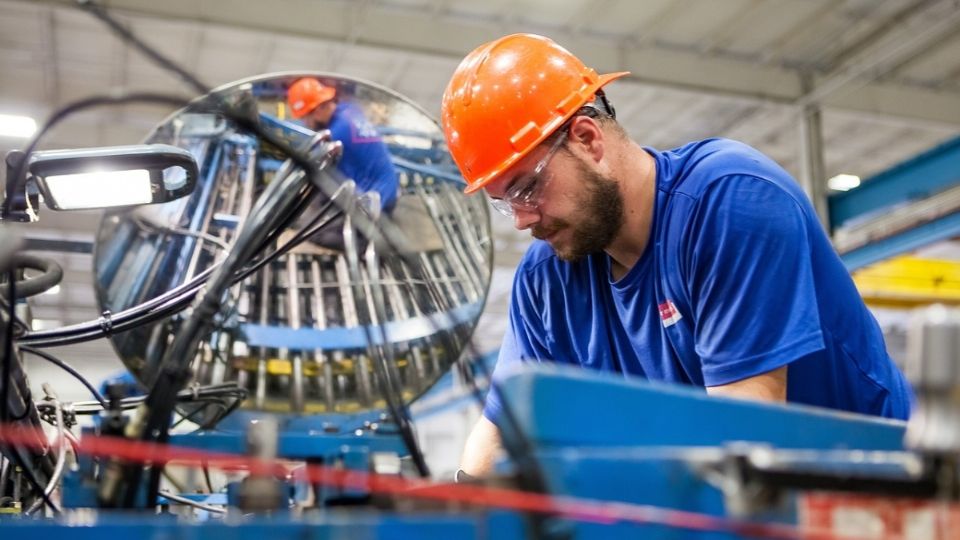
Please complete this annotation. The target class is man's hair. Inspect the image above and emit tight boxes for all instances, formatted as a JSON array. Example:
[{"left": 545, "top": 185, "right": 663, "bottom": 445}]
[
  {"left": 575, "top": 89, "right": 628, "bottom": 139},
  {"left": 560, "top": 104, "right": 628, "bottom": 142}
]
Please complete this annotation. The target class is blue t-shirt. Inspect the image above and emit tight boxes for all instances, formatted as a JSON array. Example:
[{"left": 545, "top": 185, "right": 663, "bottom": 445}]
[
  {"left": 486, "top": 138, "right": 912, "bottom": 423},
  {"left": 328, "top": 101, "right": 399, "bottom": 211}
]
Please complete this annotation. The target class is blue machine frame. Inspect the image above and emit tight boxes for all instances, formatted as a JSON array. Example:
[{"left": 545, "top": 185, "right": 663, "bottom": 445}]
[
  {"left": 10, "top": 365, "right": 916, "bottom": 539},
  {"left": 830, "top": 134, "right": 960, "bottom": 270}
]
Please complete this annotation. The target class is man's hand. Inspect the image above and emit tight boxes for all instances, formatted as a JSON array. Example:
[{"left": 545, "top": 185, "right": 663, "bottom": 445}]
[
  {"left": 706, "top": 365, "right": 787, "bottom": 402},
  {"left": 459, "top": 416, "right": 503, "bottom": 477}
]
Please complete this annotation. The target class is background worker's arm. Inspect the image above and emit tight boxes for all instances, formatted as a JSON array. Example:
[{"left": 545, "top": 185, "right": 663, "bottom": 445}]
[
  {"left": 459, "top": 415, "right": 502, "bottom": 477},
  {"left": 706, "top": 365, "right": 787, "bottom": 402}
]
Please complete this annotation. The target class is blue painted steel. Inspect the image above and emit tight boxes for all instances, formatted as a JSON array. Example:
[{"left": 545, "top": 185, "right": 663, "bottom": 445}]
[
  {"left": 215, "top": 408, "right": 387, "bottom": 433},
  {"left": 828, "top": 134, "right": 960, "bottom": 230},
  {"left": 485, "top": 366, "right": 909, "bottom": 538},
  {"left": 841, "top": 210, "right": 960, "bottom": 270},
  {"left": 240, "top": 302, "right": 482, "bottom": 350},
  {"left": 392, "top": 155, "right": 464, "bottom": 185},
  {"left": 498, "top": 365, "right": 905, "bottom": 452},
  {"left": 537, "top": 452, "right": 767, "bottom": 539},
  {"left": 170, "top": 429, "right": 407, "bottom": 461},
  {"left": 28, "top": 366, "right": 925, "bottom": 538},
  {"left": 0, "top": 512, "right": 528, "bottom": 539},
  {"left": 258, "top": 112, "right": 314, "bottom": 143}
]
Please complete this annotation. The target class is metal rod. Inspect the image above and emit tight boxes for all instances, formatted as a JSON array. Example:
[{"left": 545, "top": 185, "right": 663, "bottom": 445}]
[
  {"left": 309, "top": 259, "right": 335, "bottom": 411},
  {"left": 255, "top": 264, "right": 270, "bottom": 409},
  {"left": 285, "top": 254, "right": 305, "bottom": 413}
]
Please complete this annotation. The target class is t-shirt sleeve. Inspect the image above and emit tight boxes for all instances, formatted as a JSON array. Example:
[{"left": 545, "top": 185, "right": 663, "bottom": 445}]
[
  {"left": 482, "top": 266, "right": 552, "bottom": 423},
  {"left": 684, "top": 175, "right": 826, "bottom": 386}
]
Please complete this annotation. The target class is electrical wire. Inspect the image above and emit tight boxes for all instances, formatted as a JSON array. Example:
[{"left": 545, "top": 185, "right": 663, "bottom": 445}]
[
  {"left": 25, "top": 395, "right": 67, "bottom": 516},
  {"left": 0, "top": 423, "right": 872, "bottom": 540},
  {"left": 18, "top": 176, "right": 334, "bottom": 349},
  {"left": 35, "top": 383, "right": 246, "bottom": 416},
  {"left": 19, "top": 347, "right": 107, "bottom": 408},
  {"left": 4, "top": 0, "right": 528, "bottom": 512},
  {"left": 133, "top": 217, "right": 233, "bottom": 252},
  {"left": 1, "top": 272, "right": 15, "bottom": 424},
  {"left": 0, "top": 296, "right": 31, "bottom": 336},
  {"left": 0, "top": 272, "right": 59, "bottom": 513},
  {"left": 65, "top": 9, "right": 436, "bottom": 482},
  {"left": 158, "top": 490, "right": 226, "bottom": 514},
  {"left": 133, "top": 159, "right": 318, "bottom": 507}
]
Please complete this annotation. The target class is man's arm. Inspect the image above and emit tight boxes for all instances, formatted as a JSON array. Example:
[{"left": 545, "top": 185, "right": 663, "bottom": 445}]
[
  {"left": 706, "top": 365, "right": 787, "bottom": 402},
  {"left": 459, "top": 416, "right": 502, "bottom": 477}
]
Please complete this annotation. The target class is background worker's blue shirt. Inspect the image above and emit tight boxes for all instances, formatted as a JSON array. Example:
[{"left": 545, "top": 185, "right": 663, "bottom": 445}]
[
  {"left": 328, "top": 101, "right": 399, "bottom": 211},
  {"left": 485, "top": 138, "right": 912, "bottom": 423}
]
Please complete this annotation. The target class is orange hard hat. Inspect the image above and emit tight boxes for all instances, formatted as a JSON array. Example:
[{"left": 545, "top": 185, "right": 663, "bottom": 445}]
[
  {"left": 441, "top": 34, "right": 629, "bottom": 194},
  {"left": 287, "top": 78, "right": 337, "bottom": 119}
]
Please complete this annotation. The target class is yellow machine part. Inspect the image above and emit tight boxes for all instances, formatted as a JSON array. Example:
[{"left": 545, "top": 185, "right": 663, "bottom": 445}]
[{"left": 853, "top": 256, "right": 960, "bottom": 307}]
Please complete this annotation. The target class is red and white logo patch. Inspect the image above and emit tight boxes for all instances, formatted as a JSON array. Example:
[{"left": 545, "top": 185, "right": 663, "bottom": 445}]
[{"left": 658, "top": 300, "right": 682, "bottom": 328}]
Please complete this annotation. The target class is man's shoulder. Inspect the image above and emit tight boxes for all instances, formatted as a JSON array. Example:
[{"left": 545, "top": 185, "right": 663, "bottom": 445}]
[{"left": 660, "top": 138, "right": 795, "bottom": 199}]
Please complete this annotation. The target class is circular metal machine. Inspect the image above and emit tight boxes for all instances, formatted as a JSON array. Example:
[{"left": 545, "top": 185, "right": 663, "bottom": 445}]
[{"left": 93, "top": 74, "right": 492, "bottom": 420}]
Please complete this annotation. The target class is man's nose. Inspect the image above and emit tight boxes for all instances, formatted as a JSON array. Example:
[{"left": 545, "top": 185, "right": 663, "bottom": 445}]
[{"left": 512, "top": 205, "right": 540, "bottom": 231}]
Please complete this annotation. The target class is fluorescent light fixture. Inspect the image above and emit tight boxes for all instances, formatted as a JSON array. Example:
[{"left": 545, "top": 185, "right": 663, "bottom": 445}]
[
  {"left": 43, "top": 169, "right": 153, "bottom": 209},
  {"left": 0, "top": 113, "right": 37, "bottom": 138},
  {"left": 828, "top": 173, "right": 861, "bottom": 192},
  {"left": 43, "top": 284, "right": 61, "bottom": 296},
  {"left": 23, "top": 144, "right": 198, "bottom": 213}
]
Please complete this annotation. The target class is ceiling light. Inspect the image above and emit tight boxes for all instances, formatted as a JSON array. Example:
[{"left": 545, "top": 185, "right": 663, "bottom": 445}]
[
  {"left": 42, "top": 169, "right": 154, "bottom": 209},
  {"left": 0, "top": 114, "right": 38, "bottom": 138},
  {"left": 828, "top": 174, "right": 861, "bottom": 192}
]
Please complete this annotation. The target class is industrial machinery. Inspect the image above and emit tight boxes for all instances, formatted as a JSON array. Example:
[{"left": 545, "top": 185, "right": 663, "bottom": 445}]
[
  {"left": 93, "top": 74, "right": 488, "bottom": 420},
  {"left": 3, "top": 3, "right": 960, "bottom": 539}
]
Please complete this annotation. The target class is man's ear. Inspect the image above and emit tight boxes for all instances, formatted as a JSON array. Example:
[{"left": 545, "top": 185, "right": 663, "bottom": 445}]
[{"left": 567, "top": 116, "right": 604, "bottom": 163}]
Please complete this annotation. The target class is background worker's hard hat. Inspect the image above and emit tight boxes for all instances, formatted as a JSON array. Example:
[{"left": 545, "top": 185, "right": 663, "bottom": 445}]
[
  {"left": 441, "top": 33, "right": 629, "bottom": 194},
  {"left": 287, "top": 78, "right": 337, "bottom": 119}
]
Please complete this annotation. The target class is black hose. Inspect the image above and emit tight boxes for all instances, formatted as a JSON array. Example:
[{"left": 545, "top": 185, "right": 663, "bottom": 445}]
[
  {"left": 1, "top": 254, "right": 63, "bottom": 299},
  {"left": 19, "top": 347, "right": 107, "bottom": 408}
]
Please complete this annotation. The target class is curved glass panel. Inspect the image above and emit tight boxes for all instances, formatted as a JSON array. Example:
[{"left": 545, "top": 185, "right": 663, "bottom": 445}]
[{"left": 93, "top": 73, "right": 491, "bottom": 422}]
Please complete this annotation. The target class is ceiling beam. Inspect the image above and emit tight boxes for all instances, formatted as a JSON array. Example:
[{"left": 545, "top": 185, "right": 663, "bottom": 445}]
[
  {"left": 798, "top": 0, "right": 960, "bottom": 109},
  {"left": 757, "top": 0, "right": 839, "bottom": 67},
  {"left": 31, "top": 0, "right": 960, "bottom": 126},
  {"left": 813, "top": 0, "right": 939, "bottom": 72},
  {"left": 39, "top": 9, "right": 60, "bottom": 106}
]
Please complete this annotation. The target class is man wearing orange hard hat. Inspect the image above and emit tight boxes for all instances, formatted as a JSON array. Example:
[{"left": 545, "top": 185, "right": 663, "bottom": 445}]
[
  {"left": 287, "top": 77, "right": 398, "bottom": 214},
  {"left": 441, "top": 34, "right": 912, "bottom": 478}
]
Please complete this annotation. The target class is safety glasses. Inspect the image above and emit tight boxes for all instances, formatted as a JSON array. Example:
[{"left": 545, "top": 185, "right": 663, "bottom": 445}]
[{"left": 489, "top": 132, "right": 567, "bottom": 218}]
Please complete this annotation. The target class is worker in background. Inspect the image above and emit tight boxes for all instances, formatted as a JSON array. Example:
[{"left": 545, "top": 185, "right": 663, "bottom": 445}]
[
  {"left": 441, "top": 34, "right": 913, "bottom": 478},
  {"left": 287, "top": 77, "right": 399, "bottom": 249}
]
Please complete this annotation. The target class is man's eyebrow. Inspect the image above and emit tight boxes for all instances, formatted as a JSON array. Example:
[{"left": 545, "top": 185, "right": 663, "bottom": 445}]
[{"left": 491, "top": 173, "right": 522, "bottom": 200}]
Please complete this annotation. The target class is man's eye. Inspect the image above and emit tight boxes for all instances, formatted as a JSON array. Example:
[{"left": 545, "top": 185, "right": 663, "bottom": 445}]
[
  {"left": 515, "top": 179, "right": 538, "bottom": 200},
  {"left": 505, "top": 177, "right": 529, "bottom": 199}
]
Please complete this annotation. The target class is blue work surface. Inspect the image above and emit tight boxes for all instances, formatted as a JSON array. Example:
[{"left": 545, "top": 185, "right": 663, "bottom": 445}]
[
  {"left": 498, "top": 365, "right": 905, "bottom": 452},
  {"left": 0, "top": 511, "right": 527, "bottom": 539}
]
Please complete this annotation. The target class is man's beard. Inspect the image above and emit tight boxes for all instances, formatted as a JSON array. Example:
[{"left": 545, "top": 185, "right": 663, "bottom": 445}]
[{"left": 532, "top": 158, "right": 625, "bottom": 262}]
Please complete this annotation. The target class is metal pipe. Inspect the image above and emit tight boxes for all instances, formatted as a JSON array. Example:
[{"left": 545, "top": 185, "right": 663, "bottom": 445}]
[
  {"left": 255, "top": 264, "right": 271, "bottom": 409},
  {"left": 414, "top": 180, "right": 479, "bottom": 303},
  {"left": 286, "top": 254, "right": 305, "bottom": 413},
  {"left": 310, "top": 259, "right": 335, "bottom": 411}
]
